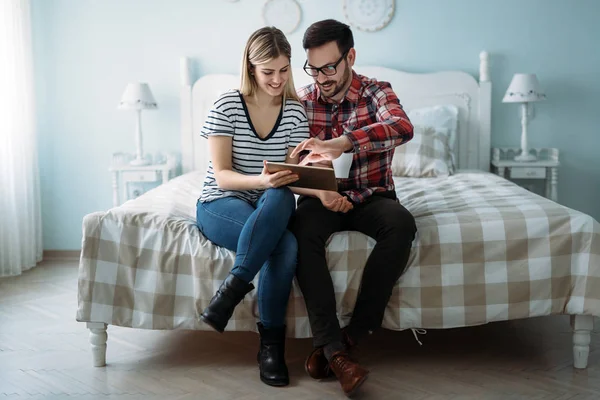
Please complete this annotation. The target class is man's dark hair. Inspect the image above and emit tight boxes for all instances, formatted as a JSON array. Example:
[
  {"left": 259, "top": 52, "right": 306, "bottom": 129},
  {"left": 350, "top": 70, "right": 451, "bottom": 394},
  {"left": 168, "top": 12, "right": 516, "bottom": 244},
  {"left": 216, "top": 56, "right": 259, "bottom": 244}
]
[{"left": 302, "top": 19, "right": 354, "bottom": 55}]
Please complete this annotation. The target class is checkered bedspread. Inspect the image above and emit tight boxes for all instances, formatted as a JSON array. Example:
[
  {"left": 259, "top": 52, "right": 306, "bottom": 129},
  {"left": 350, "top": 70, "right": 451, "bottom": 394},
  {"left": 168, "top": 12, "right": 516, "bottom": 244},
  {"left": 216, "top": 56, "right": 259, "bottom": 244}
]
[{"left": 76, "top": 171, "right": 600, "bottom": 337}]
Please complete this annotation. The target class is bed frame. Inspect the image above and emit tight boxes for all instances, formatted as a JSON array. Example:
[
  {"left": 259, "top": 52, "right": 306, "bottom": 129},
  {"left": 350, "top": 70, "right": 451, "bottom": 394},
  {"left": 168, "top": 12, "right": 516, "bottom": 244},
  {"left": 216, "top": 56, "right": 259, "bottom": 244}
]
[{"left": 86, "top": 52, "right": 594, "bottom": 370}]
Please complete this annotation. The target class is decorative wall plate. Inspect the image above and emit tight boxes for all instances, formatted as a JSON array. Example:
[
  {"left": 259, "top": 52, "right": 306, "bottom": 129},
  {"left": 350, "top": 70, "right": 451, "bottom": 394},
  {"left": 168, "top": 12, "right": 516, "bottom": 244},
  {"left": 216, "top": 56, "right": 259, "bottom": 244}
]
[
  {"left": 343, "top": 0, "right": 395, "bottom": 32},
  {"left": 262, "top": 0, "right": 302, "bottom": 34}
]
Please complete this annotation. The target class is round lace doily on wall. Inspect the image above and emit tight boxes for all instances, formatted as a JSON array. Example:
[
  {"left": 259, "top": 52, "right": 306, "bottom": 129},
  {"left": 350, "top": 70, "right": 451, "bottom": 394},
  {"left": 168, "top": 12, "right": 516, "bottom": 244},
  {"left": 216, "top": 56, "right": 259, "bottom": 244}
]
[
  {"left": 343, "top": 0, "right": 395, "bottom": 32},
  {"left": 262, "top": 0, "right": 302, "bottom": 34}
]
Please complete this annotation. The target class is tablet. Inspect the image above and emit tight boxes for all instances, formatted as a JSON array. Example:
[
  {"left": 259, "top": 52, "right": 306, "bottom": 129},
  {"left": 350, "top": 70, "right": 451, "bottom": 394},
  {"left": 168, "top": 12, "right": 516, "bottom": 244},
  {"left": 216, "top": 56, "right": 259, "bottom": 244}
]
[{"left": 265, "top": 162, "right": 338, "bottom": 191}]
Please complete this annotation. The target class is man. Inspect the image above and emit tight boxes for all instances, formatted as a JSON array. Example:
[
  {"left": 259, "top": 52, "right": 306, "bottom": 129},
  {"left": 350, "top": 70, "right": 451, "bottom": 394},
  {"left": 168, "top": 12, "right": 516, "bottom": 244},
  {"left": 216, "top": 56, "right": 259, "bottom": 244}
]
[{"left": 289, "top": 19, "right": 417, "bottom": 396}]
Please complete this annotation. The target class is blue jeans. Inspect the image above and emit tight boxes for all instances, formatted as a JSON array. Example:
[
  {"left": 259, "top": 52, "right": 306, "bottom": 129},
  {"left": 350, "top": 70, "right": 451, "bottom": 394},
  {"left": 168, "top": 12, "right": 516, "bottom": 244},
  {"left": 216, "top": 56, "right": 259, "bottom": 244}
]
[{"left": 196, "top": 188, "right": 297, "bottom": 328}]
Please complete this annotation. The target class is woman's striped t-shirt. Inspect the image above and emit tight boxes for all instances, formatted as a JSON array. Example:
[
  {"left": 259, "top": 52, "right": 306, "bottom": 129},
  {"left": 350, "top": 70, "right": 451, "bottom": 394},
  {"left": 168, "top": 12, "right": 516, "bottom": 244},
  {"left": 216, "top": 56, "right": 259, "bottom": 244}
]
[{"left": 198, "top": 89, "right": 309, "bottom": 204}]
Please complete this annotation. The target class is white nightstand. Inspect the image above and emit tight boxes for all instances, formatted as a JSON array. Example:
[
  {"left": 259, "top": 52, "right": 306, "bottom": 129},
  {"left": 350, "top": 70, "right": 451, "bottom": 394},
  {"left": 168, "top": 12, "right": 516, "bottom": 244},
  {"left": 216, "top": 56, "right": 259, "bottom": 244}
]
[
  {"left": 491, "top": 147, "right": 560, "bottom": 202},
  {"left": 109, "top": 152, "right": 179, "bottom": 207}
]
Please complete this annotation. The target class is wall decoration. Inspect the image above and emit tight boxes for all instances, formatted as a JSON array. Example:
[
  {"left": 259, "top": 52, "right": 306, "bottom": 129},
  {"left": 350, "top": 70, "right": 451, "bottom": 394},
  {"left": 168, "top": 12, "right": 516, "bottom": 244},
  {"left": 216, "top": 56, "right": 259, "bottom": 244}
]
[
  {"left": 343, "top": 0, "right": 395, "bottom": 32},
  {"left": 262, "top": 0, "right": 302, "bottom": 34}
]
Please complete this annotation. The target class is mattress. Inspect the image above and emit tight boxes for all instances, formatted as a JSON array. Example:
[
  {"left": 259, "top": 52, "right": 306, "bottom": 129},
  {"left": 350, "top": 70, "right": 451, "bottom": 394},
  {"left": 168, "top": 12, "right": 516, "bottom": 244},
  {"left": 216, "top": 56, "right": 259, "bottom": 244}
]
[{"left": 76, "top": 171, "right": 600, "bottom": 337}]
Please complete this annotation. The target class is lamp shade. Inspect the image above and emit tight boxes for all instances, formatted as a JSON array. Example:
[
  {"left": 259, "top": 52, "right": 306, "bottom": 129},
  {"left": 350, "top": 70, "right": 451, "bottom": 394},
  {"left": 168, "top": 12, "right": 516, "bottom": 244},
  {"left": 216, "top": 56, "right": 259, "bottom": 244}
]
[
  {"left": 118, "top": 82, "right": 158, "bottom": 110},
  {"left": 502, "top": 74, "right": 546, "bottom": 103}
]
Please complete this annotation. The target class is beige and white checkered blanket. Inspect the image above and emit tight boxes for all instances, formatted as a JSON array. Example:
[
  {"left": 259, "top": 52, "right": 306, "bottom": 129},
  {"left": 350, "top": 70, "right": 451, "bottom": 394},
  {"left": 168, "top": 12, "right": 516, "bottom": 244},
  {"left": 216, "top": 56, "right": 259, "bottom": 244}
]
[{"left": 76, "top": 171, "right": 600, "bottom": 337}]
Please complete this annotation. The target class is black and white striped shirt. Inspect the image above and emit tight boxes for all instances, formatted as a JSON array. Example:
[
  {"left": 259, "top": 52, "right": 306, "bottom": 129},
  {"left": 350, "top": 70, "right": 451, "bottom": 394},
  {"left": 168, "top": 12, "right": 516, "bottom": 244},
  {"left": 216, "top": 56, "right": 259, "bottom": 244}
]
[{"left": 199, "top": 89, "right": 309, "bottom": 204}]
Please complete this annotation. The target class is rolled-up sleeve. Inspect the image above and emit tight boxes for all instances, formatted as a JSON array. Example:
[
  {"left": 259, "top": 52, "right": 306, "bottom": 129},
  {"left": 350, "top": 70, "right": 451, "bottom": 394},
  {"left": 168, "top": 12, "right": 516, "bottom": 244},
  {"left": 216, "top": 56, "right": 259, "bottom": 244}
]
[{"left": 344, "top": 82, "right": 413, "bottom": 153}]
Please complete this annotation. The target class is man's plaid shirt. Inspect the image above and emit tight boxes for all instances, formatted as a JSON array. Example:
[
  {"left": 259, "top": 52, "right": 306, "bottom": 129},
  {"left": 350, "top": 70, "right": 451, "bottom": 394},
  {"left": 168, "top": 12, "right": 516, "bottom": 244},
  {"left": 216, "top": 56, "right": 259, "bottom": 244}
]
[{"left": 297, "top": 71, "right": 414, "bottom": 204}]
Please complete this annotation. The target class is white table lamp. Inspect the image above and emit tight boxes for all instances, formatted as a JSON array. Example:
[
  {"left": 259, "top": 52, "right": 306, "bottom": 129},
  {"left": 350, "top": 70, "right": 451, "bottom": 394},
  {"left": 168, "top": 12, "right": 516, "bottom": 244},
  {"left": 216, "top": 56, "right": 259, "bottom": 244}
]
[
  {"left": 118, "top": 82, "right": 158, "bottom": 166},
  {"left": 502, "top": 73, "right": 546, "bottom": 162}
]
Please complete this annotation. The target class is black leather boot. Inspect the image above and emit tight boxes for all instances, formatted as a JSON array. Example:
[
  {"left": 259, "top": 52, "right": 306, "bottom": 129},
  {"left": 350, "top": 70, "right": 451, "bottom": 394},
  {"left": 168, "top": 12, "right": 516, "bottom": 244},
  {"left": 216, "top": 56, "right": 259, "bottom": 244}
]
[
  {"left": 200, "top": 273, "right": 254, "bottom": 333},
  {"left": 257, "top": 322, "right": 289, "bottom": 386}
]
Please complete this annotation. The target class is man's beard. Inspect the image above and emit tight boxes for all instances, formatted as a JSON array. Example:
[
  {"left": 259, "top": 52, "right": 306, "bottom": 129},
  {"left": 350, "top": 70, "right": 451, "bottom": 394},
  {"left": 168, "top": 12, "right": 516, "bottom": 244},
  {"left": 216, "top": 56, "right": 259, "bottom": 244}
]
[{"left": 318, "top": 65, "right": 351, "bottom": 101}]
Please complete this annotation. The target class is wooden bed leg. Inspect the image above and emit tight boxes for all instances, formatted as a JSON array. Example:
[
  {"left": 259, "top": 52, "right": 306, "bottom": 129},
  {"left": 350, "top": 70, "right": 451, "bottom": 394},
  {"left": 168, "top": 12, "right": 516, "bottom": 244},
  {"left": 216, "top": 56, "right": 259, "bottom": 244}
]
[
  {"left": 571, "top": 315, "right": 594, "bottom": 369},
  {"left": 87, "top": 322, "right": 108, "bottom": 367}
]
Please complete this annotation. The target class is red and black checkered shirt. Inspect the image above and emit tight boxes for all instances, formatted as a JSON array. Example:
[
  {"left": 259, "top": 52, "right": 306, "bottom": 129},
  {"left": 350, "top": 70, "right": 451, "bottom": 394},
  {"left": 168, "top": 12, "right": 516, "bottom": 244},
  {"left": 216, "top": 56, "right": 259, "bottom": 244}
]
[{"left": 297, "top": 71, "right": 414, "bottom": 204}]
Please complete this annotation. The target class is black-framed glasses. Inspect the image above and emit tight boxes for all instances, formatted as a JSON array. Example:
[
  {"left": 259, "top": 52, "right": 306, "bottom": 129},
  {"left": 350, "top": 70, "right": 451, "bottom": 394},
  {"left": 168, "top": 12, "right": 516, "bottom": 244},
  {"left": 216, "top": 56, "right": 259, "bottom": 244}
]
[{"left": 303, "top": 50, "right": 349, "bottom": 77}]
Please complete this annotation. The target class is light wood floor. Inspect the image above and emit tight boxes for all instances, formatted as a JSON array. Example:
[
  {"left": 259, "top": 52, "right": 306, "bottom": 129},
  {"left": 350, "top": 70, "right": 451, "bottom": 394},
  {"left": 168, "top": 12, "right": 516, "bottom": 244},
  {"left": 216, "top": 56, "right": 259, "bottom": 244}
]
[{"left": 1, "top": 260, "right": 599, "bottom": 399}]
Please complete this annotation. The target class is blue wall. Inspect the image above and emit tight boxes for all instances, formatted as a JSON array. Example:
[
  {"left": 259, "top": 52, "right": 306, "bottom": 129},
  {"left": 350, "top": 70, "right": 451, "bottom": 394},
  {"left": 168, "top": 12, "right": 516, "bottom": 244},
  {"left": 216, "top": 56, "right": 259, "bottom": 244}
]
[{"left": 32, "top": 0, "right": 600, "bottom": 250}]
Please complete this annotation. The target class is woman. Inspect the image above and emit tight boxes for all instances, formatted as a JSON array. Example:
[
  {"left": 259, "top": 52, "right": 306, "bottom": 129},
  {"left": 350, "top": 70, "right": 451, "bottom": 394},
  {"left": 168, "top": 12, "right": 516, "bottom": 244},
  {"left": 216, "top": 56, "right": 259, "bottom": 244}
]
[{"left": 195, "top": 27, "right": 308, "bottom": 387}]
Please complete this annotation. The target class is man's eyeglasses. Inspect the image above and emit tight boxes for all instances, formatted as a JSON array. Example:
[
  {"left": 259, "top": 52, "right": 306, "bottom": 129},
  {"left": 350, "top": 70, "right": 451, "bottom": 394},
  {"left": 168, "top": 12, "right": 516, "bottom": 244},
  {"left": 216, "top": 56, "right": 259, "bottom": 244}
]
[{"left": 303, "top": 50, "right": 349, "bottom": 77}]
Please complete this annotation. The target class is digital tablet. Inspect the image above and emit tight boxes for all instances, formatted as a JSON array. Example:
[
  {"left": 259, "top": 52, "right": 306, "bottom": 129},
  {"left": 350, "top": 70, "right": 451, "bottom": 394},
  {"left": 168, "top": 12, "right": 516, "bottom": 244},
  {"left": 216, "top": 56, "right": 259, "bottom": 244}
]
[{"left": 265, "top": 162, "right": 338, "bottom": 191}]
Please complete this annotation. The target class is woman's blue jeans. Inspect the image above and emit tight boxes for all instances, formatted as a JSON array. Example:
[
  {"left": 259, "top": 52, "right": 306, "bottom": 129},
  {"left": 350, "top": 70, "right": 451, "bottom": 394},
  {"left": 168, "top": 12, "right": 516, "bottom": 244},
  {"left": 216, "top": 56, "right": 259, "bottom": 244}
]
[{"left": 196, "top": 187, "right": 297, "bottom": 329}]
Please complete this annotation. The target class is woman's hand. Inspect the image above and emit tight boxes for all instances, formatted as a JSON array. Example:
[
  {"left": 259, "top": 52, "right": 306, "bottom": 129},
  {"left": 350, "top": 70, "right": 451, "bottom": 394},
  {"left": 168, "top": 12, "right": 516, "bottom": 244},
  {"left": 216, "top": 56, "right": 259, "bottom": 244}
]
[
  {"left": 259, "top": 160, "right": 299, "bottom": 189},
  {"left": 318, "top": 190, "right": 354, "bottom": 213}
]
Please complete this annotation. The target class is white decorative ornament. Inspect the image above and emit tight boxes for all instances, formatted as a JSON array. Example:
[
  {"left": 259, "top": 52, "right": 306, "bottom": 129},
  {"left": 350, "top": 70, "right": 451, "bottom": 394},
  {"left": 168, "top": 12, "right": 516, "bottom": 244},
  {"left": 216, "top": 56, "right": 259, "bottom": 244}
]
[
  {"left": 262, "top": 0, "right": 302, "bottom": 34},
  {"left": 343, "top": 0, "right": 395, "bottom": 32}
]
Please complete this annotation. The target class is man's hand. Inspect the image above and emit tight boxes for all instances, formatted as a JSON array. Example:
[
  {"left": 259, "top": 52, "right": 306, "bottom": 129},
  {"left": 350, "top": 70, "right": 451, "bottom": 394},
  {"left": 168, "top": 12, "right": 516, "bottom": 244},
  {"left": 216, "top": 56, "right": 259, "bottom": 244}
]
[
  {"left": 312, "top": 160, "right": 333, "bottom": 168},
  {"left": 318, "top": 191, "right": 353, "bottom": 213},
  {"left": 291, "top": 136, "right": 353, "bottom": 166}
]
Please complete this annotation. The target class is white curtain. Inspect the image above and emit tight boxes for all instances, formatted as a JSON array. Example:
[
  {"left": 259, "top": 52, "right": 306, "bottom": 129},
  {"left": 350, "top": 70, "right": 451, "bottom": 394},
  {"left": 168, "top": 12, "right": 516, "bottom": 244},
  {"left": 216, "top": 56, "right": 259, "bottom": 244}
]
[{"left": 0, "top": 0, "right": 43, "bottom": 277}]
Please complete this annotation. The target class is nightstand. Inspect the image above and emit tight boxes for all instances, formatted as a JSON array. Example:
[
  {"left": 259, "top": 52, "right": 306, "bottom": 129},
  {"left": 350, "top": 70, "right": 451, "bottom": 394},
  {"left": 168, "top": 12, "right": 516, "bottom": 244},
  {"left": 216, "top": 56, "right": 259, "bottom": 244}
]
[
  {"left": 491, "top": 147, "right": 559, "bottom": 202},
  {"left": 109, "top": 152, "right": 179, "bottom": 207}
]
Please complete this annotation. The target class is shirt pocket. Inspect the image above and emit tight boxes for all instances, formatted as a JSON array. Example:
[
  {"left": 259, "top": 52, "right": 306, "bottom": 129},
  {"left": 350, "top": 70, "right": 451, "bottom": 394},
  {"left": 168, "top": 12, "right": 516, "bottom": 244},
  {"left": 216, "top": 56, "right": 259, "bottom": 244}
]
[
  {"left": 342, "top": 100, "right": 374, "bottom": 133},
  {"left": 309, "top": 125, "right": 326, "bottom": 139},
  {"left": 341, "top": 108, "right": 360, "bottom": 133}
]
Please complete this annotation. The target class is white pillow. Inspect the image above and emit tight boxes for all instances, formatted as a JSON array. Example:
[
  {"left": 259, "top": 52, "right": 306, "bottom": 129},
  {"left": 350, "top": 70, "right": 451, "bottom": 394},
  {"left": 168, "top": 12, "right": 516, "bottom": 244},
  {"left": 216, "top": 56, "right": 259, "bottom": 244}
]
[
  {"left": 392, "top": 125, "right": 453, "bottom": 178},
  {"left": 407, "top": 105, "right": 458, "bottom": 170}
]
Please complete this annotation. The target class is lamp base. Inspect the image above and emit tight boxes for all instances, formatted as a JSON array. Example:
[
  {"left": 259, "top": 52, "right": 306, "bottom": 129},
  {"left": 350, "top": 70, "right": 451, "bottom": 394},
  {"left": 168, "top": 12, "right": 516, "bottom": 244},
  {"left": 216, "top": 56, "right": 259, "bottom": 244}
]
[
  {"left": 514, "top": 153, "right": 537, "bottom": 162},
  {"left": 130, "top": 158, "right": 151, "bottom": 166}
]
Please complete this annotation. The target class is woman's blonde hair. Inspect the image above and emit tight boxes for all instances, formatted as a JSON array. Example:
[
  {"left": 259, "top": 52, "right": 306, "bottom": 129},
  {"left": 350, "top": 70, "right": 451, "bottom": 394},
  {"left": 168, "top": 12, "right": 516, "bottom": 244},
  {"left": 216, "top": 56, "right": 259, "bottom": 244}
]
[{"left": 240, "top": 27, "right": 299, "bottom": 102}]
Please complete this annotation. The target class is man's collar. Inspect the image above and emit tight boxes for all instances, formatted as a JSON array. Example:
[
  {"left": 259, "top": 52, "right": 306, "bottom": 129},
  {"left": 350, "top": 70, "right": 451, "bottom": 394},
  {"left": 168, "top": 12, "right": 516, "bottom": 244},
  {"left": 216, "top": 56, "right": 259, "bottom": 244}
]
[
  {"left": 344, "top": 71, "right": 361, "bottom": 104},
  {"left": 314, "top": 70, "right": 361, "bottom": 105}
]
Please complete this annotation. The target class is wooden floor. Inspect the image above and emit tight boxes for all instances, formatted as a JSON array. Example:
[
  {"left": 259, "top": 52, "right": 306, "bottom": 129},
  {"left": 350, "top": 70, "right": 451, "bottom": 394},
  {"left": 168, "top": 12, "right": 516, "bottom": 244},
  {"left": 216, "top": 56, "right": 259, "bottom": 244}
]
[{"left": 1, "top": 260, "right": 599, "bottom": 400}]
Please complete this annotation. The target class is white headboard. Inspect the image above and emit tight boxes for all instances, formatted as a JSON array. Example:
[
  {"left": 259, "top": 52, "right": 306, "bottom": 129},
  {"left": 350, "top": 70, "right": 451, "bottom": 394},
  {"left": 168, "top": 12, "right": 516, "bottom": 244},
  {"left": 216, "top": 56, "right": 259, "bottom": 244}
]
[{"left": 180, "top": 52, "right": 491, "bottom": 174}]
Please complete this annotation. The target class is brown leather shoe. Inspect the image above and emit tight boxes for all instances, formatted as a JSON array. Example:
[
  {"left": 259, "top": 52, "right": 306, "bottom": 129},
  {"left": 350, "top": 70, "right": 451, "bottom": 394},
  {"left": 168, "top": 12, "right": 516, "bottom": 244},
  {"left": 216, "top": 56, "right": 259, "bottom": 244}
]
[
  {"left": 304, "top": 330, "right": 357, "bottom": 380},
  {"left": 305, "top": 347, "right": 332, "bottom": 379},
  {"left": 329, "top": 351, "right": 369, "bottom": 397}
]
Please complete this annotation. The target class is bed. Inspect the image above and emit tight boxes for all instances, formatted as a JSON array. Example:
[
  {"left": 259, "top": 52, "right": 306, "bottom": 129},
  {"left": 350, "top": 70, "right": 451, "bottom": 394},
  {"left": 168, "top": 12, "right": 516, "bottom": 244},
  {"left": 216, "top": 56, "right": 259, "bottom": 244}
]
[{"left": 77, "top": 52, "right": 600, "bottom": 370}]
